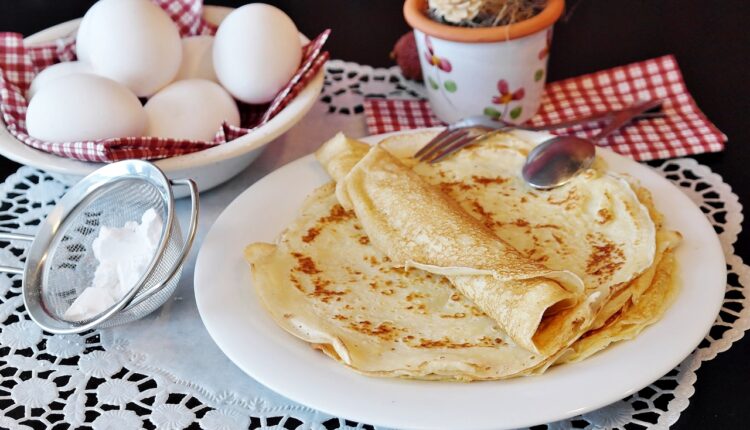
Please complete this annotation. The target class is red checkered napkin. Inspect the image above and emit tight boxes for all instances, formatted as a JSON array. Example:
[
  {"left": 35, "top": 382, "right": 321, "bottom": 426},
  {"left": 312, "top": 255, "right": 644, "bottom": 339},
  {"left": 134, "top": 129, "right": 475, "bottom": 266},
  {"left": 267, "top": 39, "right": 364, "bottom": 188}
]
[
  {"left": 0, "top": 0, "right": 330, "bottom": 162},
  {"left": 365, "top": 55, "right": 726, "bottom": 161}
]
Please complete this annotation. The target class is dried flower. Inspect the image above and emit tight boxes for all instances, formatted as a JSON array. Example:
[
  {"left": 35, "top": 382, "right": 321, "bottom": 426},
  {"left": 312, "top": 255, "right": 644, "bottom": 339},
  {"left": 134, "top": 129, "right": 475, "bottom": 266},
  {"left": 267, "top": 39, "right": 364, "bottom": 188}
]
[
  {"left": 428, "top": 0, "right": 547, "bottom": 27},
  {"left": 428, "top": 0, "right": 485, "bottom": 23}
]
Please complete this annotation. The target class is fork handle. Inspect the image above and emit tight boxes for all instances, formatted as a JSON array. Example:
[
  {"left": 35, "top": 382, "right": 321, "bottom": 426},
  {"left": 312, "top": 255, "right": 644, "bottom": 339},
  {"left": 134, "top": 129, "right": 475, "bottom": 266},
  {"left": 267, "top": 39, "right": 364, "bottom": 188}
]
[{"left": 593, "top": 99, "right": 663, "bottom": 141}]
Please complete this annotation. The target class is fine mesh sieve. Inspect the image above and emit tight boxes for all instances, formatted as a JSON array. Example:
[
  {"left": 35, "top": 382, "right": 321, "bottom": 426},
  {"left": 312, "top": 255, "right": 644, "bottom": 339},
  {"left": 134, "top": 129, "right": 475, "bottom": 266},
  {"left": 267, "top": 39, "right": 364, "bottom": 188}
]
[{"left": 0, "top": 160, "right": 199, "bottom": 334}]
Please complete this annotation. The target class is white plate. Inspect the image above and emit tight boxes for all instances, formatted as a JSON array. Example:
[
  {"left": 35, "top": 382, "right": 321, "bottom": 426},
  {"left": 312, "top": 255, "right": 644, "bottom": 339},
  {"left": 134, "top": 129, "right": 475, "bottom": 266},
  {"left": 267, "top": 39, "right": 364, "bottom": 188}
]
[
  {"left": 0, "top": 5, "right": 324, "bottom": 196},
  {"left": 194, "top": 129, "right": 725, "bottom": 430}
]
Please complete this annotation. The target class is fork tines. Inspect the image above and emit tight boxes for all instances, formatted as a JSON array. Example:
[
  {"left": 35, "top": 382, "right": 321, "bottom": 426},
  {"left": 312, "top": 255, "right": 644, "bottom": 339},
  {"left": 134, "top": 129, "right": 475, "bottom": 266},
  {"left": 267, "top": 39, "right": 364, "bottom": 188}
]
[
  {"left": 415, "top": 129, "right": 474, "bottom": 163},
  {"left": 416, "top": 128, "right": 496, "bottom": 164}
]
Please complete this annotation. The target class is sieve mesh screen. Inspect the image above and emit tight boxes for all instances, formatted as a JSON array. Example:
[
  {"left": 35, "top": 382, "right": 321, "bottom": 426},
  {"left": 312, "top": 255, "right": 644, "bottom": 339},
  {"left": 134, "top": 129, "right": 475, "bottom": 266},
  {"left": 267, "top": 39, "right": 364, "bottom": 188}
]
[{"left": 42, "top": 178, "right": 182, "bottom": 326}]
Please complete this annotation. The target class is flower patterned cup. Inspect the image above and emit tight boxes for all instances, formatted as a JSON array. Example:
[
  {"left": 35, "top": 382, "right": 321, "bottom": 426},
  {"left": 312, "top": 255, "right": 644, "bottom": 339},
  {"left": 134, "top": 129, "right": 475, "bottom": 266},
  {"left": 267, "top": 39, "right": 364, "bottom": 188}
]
[{"left": 404, "top": 0, "right": 564, "bottom": 124}]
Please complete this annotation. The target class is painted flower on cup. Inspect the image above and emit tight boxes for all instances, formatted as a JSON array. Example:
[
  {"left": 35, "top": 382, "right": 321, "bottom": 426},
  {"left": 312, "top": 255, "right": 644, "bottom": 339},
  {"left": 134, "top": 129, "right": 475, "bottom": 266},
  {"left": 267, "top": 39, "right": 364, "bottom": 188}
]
[
  {"left": 422, "top": 35, "right": 458, "bottom": 103},
  {"left": 492, "top": 79, "right": 525, "bottom": 105},
  {"left": 424, "top": 36, "right": 452, "bottom": 72},
  {"left": 484, "top": 79, "right": 526, "bottom": 121}
]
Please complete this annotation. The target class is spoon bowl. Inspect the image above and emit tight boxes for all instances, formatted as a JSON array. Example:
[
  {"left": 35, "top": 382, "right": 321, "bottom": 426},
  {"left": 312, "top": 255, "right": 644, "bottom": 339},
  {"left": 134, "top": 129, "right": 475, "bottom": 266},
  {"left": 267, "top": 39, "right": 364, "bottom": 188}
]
[
  {"left": 522, "top": 136, "right": 596, "bottom": 189},
  {"left": 521, "top": 99, "right": 663, "bottom": 189}
]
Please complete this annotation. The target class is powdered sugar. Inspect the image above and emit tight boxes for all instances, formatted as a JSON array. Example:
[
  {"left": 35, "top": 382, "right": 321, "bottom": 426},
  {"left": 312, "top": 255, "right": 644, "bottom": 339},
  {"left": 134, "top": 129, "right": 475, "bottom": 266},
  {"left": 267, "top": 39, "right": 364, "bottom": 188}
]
[{"left": 64, "top": 208, "right": 162, "bottom": 321}]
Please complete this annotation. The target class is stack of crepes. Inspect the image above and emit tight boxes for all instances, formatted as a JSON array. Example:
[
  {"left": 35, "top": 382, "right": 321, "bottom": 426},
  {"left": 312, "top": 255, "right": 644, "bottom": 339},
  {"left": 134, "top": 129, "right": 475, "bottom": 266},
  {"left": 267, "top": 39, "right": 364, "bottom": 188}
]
[{"left": 244, "top": 131, "right": 682, "bottom": 381}]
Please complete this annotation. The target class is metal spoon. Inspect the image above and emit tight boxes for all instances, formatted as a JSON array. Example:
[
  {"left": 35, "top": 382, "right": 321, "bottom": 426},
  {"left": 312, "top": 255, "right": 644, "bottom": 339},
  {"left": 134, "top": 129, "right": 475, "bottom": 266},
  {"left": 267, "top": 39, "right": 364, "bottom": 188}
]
[{"left": 522, "top": 99, "right": 663, "bottom": 189}]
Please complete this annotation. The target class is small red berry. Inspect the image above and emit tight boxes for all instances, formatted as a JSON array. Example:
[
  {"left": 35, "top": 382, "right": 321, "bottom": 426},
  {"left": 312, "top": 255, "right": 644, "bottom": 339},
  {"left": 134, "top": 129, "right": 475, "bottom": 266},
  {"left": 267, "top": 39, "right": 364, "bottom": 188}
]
[{"left": 391, "top": 31, "right": 423, "bottom": 81}]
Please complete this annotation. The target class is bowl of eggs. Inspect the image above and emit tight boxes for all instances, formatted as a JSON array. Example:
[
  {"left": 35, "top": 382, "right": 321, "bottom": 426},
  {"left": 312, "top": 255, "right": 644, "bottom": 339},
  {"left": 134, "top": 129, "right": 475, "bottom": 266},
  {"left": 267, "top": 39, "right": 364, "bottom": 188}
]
[{"left": 0, "top": 1, "right": 326, "bottom": 196}]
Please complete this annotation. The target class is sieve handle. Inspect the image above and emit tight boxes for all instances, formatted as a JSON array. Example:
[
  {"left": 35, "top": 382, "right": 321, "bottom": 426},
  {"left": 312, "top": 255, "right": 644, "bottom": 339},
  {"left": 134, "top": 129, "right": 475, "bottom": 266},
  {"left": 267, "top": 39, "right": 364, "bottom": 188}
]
[
  {"left": 0, "top": 233, "right": 34, "bottom": 275},
  {"left": 126, "top": 178, "right": 200, "bottom": 308}
]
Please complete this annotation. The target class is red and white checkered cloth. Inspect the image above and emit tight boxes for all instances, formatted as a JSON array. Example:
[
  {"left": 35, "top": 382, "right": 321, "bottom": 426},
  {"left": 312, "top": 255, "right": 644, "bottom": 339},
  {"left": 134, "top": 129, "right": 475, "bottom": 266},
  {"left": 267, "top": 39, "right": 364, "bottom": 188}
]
[
  {"left": 0, "top": 0, "right": 329, "bottom": 162},
  {"left": 365, "top": 55, "right": 726, "bottom": 161}
]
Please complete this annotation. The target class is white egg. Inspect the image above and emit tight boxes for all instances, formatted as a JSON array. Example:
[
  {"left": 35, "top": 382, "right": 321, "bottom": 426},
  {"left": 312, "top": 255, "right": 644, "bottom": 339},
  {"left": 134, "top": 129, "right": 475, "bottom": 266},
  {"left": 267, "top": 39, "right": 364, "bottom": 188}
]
[
  {"left": 144, "top": 79, "right": 240, "bottom": 141},
  {"left": 26, "top": 74, "right": 146, "bottom": 142},
  {"left": 74, "top": 5, "right": 95, "bottom": 63},
  {"left": 77, "top": 0, "right": 182, "bottom": 97},
  {"left": 174, "top": 36, "right": 218, "bottom": 83},
  {"left": 213, "top": 3, "right": 302, "bottom": 104},
  {"left": 28, "top": 61, "right": 93, "bottom": 100}
]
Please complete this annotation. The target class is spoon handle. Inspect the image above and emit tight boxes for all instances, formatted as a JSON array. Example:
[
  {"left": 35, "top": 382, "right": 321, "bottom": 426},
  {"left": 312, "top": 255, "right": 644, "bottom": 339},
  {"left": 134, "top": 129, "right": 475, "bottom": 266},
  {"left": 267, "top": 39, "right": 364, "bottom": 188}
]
[
  {"left": 526, "top": 111, "right": 663, "bottom": 132},
  {"left": 593, "top": 99, "right": 663, "bottom": 141}
]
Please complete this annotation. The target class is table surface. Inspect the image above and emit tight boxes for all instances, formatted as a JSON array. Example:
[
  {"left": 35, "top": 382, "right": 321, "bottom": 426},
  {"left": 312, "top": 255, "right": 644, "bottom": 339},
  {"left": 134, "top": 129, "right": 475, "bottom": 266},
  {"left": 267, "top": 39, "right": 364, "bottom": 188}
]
[{"left": 0, "top": 1, "right": 748, "bottom": 429}]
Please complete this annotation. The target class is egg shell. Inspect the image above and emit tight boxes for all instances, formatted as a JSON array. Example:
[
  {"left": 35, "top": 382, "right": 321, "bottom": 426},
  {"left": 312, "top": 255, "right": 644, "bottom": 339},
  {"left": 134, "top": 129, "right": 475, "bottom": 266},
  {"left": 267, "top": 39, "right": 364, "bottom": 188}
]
[
  {"left": 213, "top": 3, "right": 302, "bottom": 104},
  {"left": 26, "top": 74, "right": 146, "bottom": 142},
  {"left": 144, "top": 79, "right": 240, "bottom": 141},
  {"left": 28, "top": 61, "right": 93, "bottom": 100},
  {"left": 74, "top": 4, "right": 95, "bottom": 63},
  {"left": 78, "top": 0, "right": 182, "bottom": 97},
  {"left": 174, "top": 36, "right": 218, "bottom": 83}
]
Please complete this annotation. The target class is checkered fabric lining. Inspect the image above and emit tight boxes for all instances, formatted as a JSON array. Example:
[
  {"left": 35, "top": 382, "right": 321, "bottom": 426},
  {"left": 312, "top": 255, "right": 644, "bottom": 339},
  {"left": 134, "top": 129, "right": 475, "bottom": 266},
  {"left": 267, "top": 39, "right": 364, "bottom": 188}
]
[
  {"left": 365, "top": 55, "right": 726, "bottom": 162},
  {"left": 0, "top": 0, "right": 329, "bottom": 162}
]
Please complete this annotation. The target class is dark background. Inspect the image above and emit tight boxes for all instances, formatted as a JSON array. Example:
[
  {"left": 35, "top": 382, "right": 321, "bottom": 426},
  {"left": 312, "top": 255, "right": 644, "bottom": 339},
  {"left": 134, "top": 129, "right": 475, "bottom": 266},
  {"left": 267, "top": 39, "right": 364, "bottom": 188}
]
[{"left": 0, "top": 0, "right": 748, "bottom": 428}]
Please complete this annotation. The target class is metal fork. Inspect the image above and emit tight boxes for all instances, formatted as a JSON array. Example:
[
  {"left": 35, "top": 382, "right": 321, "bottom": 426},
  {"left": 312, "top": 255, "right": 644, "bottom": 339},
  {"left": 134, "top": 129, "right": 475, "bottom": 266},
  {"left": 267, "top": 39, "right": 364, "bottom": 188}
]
[{"left": 415, "top": 103, "right": 664, "bottom": 163}]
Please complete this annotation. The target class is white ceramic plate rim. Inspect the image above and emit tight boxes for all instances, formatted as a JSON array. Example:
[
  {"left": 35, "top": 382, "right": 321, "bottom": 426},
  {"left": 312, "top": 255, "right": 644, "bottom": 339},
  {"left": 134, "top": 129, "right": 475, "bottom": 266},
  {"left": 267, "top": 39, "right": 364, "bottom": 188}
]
[
  {"left": 194, "top": 129, "right": 726, "bottom": 430},
  {"left": 0, "top": 5, "right": 324, "bottom": 177}
]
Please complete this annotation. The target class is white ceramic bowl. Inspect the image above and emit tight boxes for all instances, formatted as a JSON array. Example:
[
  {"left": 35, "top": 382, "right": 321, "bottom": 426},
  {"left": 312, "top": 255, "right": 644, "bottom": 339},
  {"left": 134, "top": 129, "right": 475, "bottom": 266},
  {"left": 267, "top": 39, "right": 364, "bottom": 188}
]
[{"left": 0, "top": 5, "right": 324, "bottom": 197}]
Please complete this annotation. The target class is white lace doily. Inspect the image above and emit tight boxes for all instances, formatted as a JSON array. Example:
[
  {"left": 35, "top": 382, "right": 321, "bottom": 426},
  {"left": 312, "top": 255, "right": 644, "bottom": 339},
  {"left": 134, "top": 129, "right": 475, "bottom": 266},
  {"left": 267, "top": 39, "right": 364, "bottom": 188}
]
[{"left": 0, "top": 60, "right": 746, "bottom": 430}]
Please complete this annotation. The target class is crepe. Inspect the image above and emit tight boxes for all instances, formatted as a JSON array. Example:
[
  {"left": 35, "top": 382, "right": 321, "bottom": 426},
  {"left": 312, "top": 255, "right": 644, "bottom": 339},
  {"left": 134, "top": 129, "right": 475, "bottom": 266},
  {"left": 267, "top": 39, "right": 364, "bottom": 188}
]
[
  {"left": 560, "top": 243, "right": 680, "bottom": 363},
  {"left": 584, "top": 186, "right": 673, "bottom": 330},
  {"left": 560, "top": 187, "right": 682, "bottom": 361},
  {"left": 245, "top": 131, "right": 673, "bottom": 380},
  {"left": 246, "top": 184, "right": 580, "bottom": 380}
]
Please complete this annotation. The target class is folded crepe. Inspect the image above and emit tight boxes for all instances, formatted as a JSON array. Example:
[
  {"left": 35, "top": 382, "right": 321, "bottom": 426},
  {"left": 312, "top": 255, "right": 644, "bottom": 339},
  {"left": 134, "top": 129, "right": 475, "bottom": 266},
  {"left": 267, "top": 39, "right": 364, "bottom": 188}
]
[
  {"left": 375, "top": 132, "right": 658, "bottom": 295},
  {"left": 318, "top": 135, "right": 591, "bottom": 354}
]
